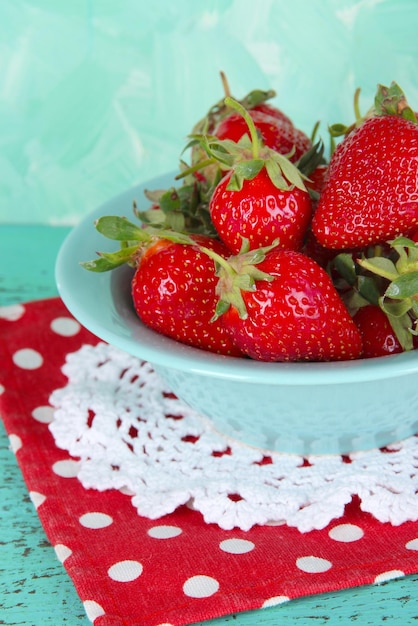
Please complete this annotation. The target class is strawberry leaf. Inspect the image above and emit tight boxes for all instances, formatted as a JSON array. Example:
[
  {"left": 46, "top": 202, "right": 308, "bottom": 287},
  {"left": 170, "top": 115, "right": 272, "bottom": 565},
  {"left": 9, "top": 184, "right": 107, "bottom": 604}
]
[
  {"left": 385, "top": 311, "right": 415, "bottom": 351},
  {"left": 227, "top": 159, "right": 264, "bottom": 191},
  {"left": 95, "top": 216, "right": 146, "bottom": 242},
  {"left": 391, "top": 235, "right": 418, "bottom": 249},
  {"left": 241, "top": 88, "right": 277, "bottom": 109},
  {"left": 357, "top": 275, "right": 381, "bottom": 306},
  {"left": 328, "top": 123, "right": 349, "bottom": 138},
  {"left": 384, "top": 271, "right": 418, "bottom": 299},
  {"left": 391, "top": 236, "right": 418, "bottom": 272},
  {"left": 333, "top": 253, "right": 357, "bottom": 285},
  {"left": 374, "top": 81, "right": 417, "bottom": 123},
  {"left": 381, "top": 298, "right": 414, "bottom": 317},
  {"left": 297, "top": 140, "right": 326, "bottom": 178},
  {"left": 264, "top": 158, "right": 289, "bottom": 190},
  {"left": 81, "top": 244, "right": 139, "bottom": 272},
  {"left": 138, "top": 208, "right": 167, "bottom": 226},
  {"left": 271, "top": 153, "right": 307, "bottom": 191}
]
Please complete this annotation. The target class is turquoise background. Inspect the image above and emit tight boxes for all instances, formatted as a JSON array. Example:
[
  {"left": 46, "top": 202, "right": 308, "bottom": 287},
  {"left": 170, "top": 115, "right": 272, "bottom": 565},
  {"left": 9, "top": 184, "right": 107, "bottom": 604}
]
[{"left": 1, "top": 0, "right": 418, "bottom": 225}]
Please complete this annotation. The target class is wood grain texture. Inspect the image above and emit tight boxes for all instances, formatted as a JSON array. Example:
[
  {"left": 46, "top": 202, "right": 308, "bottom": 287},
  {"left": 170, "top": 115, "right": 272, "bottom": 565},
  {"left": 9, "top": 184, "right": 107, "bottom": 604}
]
[
  {"left": 0, "top": 423, "right": 91, "bottom": 625},
  {"left": 0, "top": 225, "right": 417, "bottom": 625}
]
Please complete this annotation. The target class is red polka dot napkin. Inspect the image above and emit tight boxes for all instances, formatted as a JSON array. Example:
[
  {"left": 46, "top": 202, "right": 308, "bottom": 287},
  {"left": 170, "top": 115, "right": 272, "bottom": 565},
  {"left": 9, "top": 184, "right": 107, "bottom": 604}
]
[{"left": 1, "top": 297, "right": 418, "bottom": 626}]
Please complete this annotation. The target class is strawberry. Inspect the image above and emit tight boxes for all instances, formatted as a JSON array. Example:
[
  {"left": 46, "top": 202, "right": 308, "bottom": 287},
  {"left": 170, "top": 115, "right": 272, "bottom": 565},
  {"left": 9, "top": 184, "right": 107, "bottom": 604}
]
[
  {"left": 210, "top": 166, "right": 312, "bottom": 254},
  {"left": 352, "top": 305, "right": 403, "bottom": 358},
  {"left": 206, "top": 244, "right": 363, "bottom": 362},
  {"left": 189, "top": 77, "right": 303, "bottom": 185},
  {"left": 302, "top": 228, "right": 343, "bottom": 269},
  {"left": 203, "top": 73, "right": 312, "bottom": 162},
  {"left": 81, "top": 218, "right": 242, "bottom": 356},
  {"left": 199, "top": 97, "right": 313, "bottom": 254},
  {"left": 312, "top": 83, "right": 418, "bottom": 249},
  {"left": 250, "top": 101, "right": 294, "bottom": 128},
  {"left": 304, "top": 163, "right": 328, "bottom": 197},
  {"left": 131, "top": 234, "right": 242, "bottom": 355},
  {"left": 191, "top": 71, "right": 278, "bottom": 136},
  {"left": 214, "top": 108, "right": 312, "bottom": 163}
]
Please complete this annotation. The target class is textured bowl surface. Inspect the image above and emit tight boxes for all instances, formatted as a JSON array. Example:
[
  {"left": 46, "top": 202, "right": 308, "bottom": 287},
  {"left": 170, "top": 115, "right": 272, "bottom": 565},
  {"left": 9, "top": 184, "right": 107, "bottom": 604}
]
[{"left": 56, "top": 173, "right": 418, "bottom": 455}]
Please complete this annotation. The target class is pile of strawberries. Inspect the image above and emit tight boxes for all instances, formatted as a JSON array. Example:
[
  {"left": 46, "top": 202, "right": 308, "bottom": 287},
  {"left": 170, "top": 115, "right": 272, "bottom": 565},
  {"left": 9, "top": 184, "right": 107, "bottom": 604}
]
[{"left": 83, "top": 76, "right": 418, "bottom": 362}]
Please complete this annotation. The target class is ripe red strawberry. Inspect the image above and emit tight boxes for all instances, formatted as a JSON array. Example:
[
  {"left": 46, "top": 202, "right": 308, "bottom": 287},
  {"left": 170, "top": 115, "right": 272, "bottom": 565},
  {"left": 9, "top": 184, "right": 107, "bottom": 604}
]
[
  {"left": 194, "top": 96, "right": 314, "bottom": 254},
  {"left": 251, "top": 101, "right": 294, "bottom": 128},
  {"left": 131, "top": 234, "right": 243, "bottom": 356},
  {"left": 211, "top": 246, "right": 363, "bottom": 362},
  {"left": 191, "top": 71, "right": 278, "bottom": 135},
  {"left": 352, "top": 305, "right": 403, "bottom": 358},
  {"left": 312, "top": 84, "right": 418, "bottom": 249},
  {"left": 305, "top": 163, "right": 328, "bottom": 197},
  {"left": 214, "top": 109, "right": 312, "bottom": 163},
  {"left": 210, "top": 165, "right": 312, "bottom": 254},
  {"left": 302, "top": 228, "right": 342, "bottom": 269}
]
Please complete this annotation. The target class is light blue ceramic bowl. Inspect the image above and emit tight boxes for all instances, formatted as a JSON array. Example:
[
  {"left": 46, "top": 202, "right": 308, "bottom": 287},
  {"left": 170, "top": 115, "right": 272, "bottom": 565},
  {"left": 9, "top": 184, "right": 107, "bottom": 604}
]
[{"left": 56, "top": 173, "right": 418, "bottom": 456}]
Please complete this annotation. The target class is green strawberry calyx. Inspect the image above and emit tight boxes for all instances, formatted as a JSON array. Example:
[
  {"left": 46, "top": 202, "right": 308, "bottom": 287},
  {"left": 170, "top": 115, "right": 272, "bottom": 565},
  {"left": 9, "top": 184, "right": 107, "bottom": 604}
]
[
  {"left": 354, "top": 237, "right": 418, "bottom": 350},
  {"left": 135, "top": 165, "right": 219, "bottom": 237},
  {"left": 80, "top": 215, "right": 203, "bottom": 273},
  {"left": 373, "top": 81, "right": 417, "bottom": 122},
  {"left": 328, "top": 82, "right": 417, "bottom": 150},
  {"left": 183, "top": 96, "right": 316, "bottom": 194},
  {"left": 195, "top": 238, "right": 277, "bottom": 320}
]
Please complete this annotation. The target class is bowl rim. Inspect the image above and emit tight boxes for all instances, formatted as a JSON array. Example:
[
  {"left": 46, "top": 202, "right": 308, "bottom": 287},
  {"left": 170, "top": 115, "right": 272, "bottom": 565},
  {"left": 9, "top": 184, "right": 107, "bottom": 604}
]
[{"left": 55, "top": 171, "right": 418, "bottom": 387}]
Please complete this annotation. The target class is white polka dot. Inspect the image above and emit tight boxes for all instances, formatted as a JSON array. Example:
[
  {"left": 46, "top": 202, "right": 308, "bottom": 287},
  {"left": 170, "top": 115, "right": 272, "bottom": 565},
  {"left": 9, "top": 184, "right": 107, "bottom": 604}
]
[
  {"left": 147, "top": 525, "right": 183, "bottom": 539},
  {"left": 32, "top": 405, "right": 55, "bottom": 424},
  {"left": 262, "top": 595, "right": 290, "bottom": 608},
  {"left": 29, "top": 491, "right": 46, "bottom": 509},
  {"left": 328, "top": 524, "right": 364, "bottom": 542},
  {"left": 155, "top": 624, "right": 175, "bottom": 626},
  {"left": 374, "top": 570, "right": 405, "bottom": 584},
  {"left": 50, "top": 317, "right": 81, "bottom": 336},
  {"left": 52, "top": 459, "right": 80, "bottom": 478},
  {"left": 12, "top": 348, "right": 43, "bottom": 370},
  {"left": 9, "top": 434, "right": 22, "bottom": 453},
  {"left": 79, "top": 512, "right": 113, "bottom": 529},
  {"left": 406, "top": 538, "right": 418, "bottom": 551},
  {"left": 183, "top": 575, "right": 220, "bottom": 598},
  {"left": 219, "top": 538, "right": 255, "bottom": 554},
  {"left": 0, "top": 384, "right": 5, "bottom": 395},
  {"left": 296, "top": 556, "right": 333, "bottom": 574},
  {"left": 83, "top": 599, "right": 106, "bottom": 621},
  {"left": 0, "top": 304, "right": 25, "bottom": 321},
  {"left": 108, "top": 559, "right": 143, "bottom": 582},
  {"left": 54, "top": 544, "right": 72, "bottom": 563}
]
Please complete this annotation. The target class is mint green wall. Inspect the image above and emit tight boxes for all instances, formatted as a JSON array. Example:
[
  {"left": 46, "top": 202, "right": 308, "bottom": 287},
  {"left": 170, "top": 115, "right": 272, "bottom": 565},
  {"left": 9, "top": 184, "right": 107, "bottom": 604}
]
[{"left": 1, "top": 0, "right": 418, "bottom": 224}]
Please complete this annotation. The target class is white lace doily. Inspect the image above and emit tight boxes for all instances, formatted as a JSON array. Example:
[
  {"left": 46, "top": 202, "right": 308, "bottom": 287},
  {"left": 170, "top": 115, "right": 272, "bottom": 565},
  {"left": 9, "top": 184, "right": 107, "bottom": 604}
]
[{"left": 49, "top": 342, "right": 418, "bottom": 533}]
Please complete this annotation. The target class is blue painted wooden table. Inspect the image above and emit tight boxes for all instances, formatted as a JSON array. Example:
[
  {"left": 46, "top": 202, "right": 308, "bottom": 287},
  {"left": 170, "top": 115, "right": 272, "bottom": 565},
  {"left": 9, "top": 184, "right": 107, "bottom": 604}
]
[{"left": 1, "top": 225, "right": 417, "bottom": 625}]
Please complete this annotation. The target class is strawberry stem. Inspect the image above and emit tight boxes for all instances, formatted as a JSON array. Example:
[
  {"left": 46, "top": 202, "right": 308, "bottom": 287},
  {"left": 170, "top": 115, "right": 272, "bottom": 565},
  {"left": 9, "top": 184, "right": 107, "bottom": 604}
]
[
  {"left": 353, "top": 87, "right": 362, "bottom": 124},
  {"left": 224, "top": 96, "right": 260, "bottom": 160},
  {"left": 174, "top": 157, "right": 216, "bottom": 180},
  {"left": 220, "top": 70, "right": 231, "bottom": 99}
]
